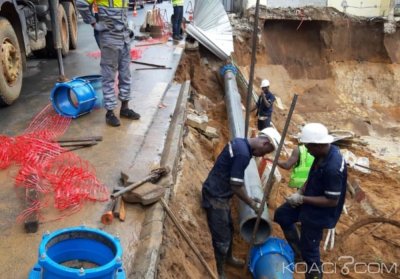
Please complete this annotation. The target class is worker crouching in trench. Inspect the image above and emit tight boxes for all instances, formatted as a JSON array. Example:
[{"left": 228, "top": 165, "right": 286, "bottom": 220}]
[
  {"left": 201, "top": 128, "right": 281, "bottom": 279},
  {"left": 274, "top": 123, "right": 347, "bottom": 279}
]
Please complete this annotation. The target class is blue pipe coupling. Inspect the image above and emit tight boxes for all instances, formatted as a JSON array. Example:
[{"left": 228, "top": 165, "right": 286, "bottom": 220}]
[
  {"left": 51, "top": 79, "right": 97, "bottom": 118},
  {"left": 249, "top": 237, "right": 294, "bottom": 279},
  {"left": 220, "top": 64, "right": 238, "bottom": 76},
  {"left": 29, "top": 226, "right": 126, "bottom": 279}
]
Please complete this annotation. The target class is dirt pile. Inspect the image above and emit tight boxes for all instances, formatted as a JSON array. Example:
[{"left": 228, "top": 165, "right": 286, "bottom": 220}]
[{"left": 158, "top": 10, "right": 400, "bottom": 279}]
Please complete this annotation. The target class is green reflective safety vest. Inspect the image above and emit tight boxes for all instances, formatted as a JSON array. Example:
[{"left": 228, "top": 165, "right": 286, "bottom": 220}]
[
  {"left": 87, "top": 0, "right": 129, "bottom": 8},
  {"left": 289, "top": 145, "right": 314, "bottom": 188},
  {"left": 172, "top": 0, "right": 184, "bottom": 6}
]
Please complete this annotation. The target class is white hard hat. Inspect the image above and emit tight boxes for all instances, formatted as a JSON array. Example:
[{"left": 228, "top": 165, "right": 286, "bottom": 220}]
[
  {"left": 259, "top": 127, "right": 281, "bottom": 150},
  {"left": 299, "top": 123, "right": 334, "bottom": 144},
  {"left": 260, "top": 79, "right": 270, "bottom": 88}
]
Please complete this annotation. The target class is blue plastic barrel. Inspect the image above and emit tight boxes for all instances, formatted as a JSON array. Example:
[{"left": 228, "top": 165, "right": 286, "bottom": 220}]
[
  {"left": 29, "top": 226, "right": 126, "bottom": 279},
  {"left": 249, "top": 237, "right": 294, "bottom": 279},
  {"left": 51, "top": 79, "right": 97, "bottom": 118},
  {"left": 73, "top": 75, "right": 103, "bottom": 108}
]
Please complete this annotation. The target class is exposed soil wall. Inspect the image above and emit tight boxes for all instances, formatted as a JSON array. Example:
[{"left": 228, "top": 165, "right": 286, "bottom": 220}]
[{"left": 158, "top": 11, "right": 400, "bottom": 279}]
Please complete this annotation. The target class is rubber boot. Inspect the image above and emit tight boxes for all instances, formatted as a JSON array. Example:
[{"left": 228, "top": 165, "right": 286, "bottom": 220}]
[
  {"left": 226, "top": 243, "right": 245, "bottom": 268},
  {"left": 283, "top": 228, "right": 303, "bottom": 263},
  {"left": 215, "top": 253, "right": 227, "bottom": 279}
]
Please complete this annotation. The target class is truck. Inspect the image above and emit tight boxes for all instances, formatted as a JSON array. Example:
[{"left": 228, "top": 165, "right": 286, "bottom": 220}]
[{"left": 0, "top": 0, "right": 77, "bottom": 105}]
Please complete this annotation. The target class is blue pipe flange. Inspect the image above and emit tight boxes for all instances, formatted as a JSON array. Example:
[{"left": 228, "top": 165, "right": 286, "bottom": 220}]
[
  {"left": 249, "top": 237, "right": 294, "bottom": 279},
  {"left": 50, "top": 79, "right": 97, "bottom": 118},
  {"left": 220, "top": 64, "right": 238, "bottom": 76},
  {"left": 29, "top": 226, "right": 126, "bottom": 279}
]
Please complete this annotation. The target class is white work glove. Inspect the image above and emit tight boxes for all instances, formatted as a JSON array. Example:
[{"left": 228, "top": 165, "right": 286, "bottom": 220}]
[
  {"left": 285, "top": 192, "right": 304, "bottom": 207},
  {"left": 250, "top": 198, "right": 261, "bottom": 213}
]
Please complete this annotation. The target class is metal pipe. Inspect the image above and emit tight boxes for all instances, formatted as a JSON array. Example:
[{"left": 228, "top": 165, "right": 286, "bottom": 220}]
[
  {"left": 244, "top": 0, "right": 261, "bottom": 138},
  {"left": 221, "top": 64, "right": 272, "bottom": 244},
  {"left": 245, "top": 94, "right": 298, "bottom": 268},
  {"left": 48, "top": 0, "right": 65, "bottom": 78}
]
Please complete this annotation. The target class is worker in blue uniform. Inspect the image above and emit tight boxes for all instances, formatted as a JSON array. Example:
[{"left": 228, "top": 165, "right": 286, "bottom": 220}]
[
  {"left": 256, "top": 79, "right": 276, "bottom": 130},
  {"left": 77, "top": 0, "right": 140, "bottom": 127},
  {"left": 202, "top": 128, "right": 281, "bottom": 279},
  {"left": 274, "top": 123, "right": 347, "bottom": 279}
]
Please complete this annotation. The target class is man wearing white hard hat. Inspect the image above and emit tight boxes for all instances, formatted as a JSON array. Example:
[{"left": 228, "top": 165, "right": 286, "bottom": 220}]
[
  {"left": 274, "top": 123, "right": 347, "bottom": 279},
  {"left": 201, "top": 129, "right": 280, "bottom": 279},
  {"left": 255, "top": 79, "right": 276, "bottom": 130}
]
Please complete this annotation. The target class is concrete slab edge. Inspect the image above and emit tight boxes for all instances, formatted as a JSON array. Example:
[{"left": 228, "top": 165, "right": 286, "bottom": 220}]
[{"left": 131, "top": 80, "right": 191, "bottom": 279}]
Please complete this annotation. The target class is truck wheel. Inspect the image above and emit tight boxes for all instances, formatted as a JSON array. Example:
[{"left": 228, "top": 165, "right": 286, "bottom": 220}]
[
  {"left": 0, "top": 17, "right": 23, "bottom": 106},
  {"left": 62, "top": 2, "right": 78, "bottom": 49},
  {"left": 58, "top": 4, "right": 70, "bottom": 56}
]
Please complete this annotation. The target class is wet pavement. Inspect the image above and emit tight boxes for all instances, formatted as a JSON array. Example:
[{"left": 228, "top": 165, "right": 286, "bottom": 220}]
[{"left": 0, "top": 2, "right": 186, "bottom": 278}]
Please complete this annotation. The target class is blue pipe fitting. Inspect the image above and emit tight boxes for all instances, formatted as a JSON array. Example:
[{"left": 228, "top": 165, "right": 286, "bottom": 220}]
[
  {"left": 220, "top": 64, "right": 237, "bottom": 76},
  {"left": 73, "top": 75, "right": 103, "bottom": 109},
  {"left": 249, "top": 237, "right": 294, "bottom": 279},
  {"left": 29, "top": 226, "right": 126, "bottom": 279},
  {"left": 51, "top": 79, "right": 97, "bottom": 118}
]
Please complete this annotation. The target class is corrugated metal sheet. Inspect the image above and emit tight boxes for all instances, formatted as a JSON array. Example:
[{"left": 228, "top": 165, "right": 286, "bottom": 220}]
[
  {"left": 221, "top": 0, "right": 234, "bottom": 12},
  {"left": 265, "top": 0, "right": 327, "bottom": 8},
  {"left": 186, "top": 0, "right": 234, "bottom": 59}
]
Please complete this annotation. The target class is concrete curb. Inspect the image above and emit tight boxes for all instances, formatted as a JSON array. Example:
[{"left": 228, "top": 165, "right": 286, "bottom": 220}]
[{"left": 131, "top": 81, "right": 191, "bottom": 278}]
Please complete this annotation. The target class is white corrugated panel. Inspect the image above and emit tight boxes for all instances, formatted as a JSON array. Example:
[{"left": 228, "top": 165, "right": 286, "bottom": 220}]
[{"left": 191, "top": 0, "right": 234, "bottom": 58}]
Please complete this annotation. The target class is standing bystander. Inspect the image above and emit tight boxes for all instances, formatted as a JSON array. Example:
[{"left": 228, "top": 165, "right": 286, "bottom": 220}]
[
  {"left": 171, "top": 0, "right": 184, "bottom": 41},
  {"left": 76, "top": 0, "right": 140, "bottom": 127}
]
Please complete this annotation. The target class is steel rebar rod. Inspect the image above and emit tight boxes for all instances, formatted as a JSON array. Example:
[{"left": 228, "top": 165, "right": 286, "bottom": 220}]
[
  {"left": 245, "top": 94, "right": 298, "bottom": 268},
  {"left": 244, "top": 0, "right": 261, "bottom": 138}
]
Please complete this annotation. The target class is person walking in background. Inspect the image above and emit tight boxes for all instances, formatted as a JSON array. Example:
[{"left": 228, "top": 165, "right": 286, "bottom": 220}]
[
  {"left": 76, "top": 0, "right": 140, "bottom": 127},
  {"left": 256, "top": 79, "right": 275, "bottom": 130},
  {"left": 171, "top": 0, "right": 184, "bottom": 41},
  {"left": 202, "top": 128, "right": 281, "bottom": 279},
  {"left": 274, "top": 123, "right": 347, "bottom": 279}
]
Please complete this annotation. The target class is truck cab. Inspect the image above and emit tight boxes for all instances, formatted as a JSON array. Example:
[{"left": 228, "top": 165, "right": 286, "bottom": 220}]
[{"left": 0, "top": 0, "right": 77, "bottom": 105}]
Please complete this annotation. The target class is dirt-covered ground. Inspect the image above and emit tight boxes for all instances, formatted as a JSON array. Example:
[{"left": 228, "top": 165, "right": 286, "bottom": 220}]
[{"left": 157, "top": 10, "right": 400, "bottom": 279}]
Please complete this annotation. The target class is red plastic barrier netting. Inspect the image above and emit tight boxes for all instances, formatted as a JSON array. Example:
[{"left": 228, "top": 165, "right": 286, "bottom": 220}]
[{"left": 0, "top": 104, "right": 109, "bottom": 223}]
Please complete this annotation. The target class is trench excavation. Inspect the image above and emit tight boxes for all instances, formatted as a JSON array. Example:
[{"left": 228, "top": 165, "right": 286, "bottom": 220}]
[{"left": 158, "top": 12, "right": 400, "bottom": 279}]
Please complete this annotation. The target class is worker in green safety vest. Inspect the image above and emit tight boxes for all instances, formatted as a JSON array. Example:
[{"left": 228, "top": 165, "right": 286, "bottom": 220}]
[
  {"left": 278, "top": 144, "right": 314, "bottom": 188},
  {"left": 172, "top": 0, "right": 184, "bottom": 40}
]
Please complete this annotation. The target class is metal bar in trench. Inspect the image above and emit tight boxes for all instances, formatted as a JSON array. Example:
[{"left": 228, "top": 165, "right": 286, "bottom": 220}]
[
  {"left": 245, "top": 94, "right": 298, "bottom": 268},
  {"left": 244, "top": 0, "right": 262, "bottom": 138}
]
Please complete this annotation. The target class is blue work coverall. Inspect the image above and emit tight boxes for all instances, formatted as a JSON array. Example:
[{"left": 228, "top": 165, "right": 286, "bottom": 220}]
[
  {"left": 201, "top": 138, "right": 252, "bottom": 266},
  {"left": 256, "top": 90, "right": 276, "bottom": 130},
  {"left": 274, "top": 145, "right": 347, "bottom": 276}
]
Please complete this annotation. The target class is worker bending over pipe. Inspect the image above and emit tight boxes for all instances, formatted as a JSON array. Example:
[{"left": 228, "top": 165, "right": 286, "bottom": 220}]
[{"left": 202, "top": 128, "right": 280, "bottom": 279}]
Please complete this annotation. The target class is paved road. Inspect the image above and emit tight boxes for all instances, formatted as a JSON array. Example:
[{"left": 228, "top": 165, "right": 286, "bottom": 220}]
[{"left": 0, "top": 2, "right": 186, "bottom": 277}]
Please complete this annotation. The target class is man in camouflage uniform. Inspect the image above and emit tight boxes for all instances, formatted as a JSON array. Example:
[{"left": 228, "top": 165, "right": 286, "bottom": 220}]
[{"left": 77, "top": 0, "right": 140, "bottom": 126}]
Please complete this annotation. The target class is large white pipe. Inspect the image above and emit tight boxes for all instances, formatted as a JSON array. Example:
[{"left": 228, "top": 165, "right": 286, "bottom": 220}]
[{"left": 221, "top": 65, "right": 272, "bottom": 244}]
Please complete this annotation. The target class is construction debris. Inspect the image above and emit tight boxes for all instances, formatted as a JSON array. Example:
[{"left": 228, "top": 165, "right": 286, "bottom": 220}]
[{"left": 186, "top": 112, "right": 208, "bottom": 131}]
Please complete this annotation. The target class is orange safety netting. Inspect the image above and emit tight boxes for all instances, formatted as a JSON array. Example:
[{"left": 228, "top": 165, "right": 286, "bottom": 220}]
[{"left": 0, "top": 105, "right": 109, "bottom": 223}]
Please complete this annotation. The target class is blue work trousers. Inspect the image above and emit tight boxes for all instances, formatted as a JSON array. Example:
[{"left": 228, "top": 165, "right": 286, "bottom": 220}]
[
  {"left": 257, "top": 116, "right": 272, "bottom": 130},
  {"left": 172, "top": 6, "right": 183, "bottom": 37},
  {"left": 205, "top": 205, "right": 233, "bottom": 259},
  {"left": 274, "top": 202, "right": 324, "bottom": 272}
]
